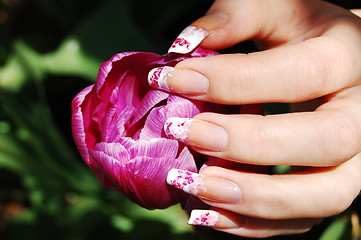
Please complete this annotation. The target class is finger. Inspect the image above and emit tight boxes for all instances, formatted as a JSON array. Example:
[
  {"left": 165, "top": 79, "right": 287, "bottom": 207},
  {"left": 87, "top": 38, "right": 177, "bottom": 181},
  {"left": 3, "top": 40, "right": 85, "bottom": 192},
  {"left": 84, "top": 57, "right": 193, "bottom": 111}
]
[
  {"left": 151, "top": 34, "right": 361, "bottom": 104},
  {"left": 152, "top": 1, "right": 361, "bottom": 104},
  {"left": 163, "top": 103, "right": 361, "bottom": 166},
  {"left": 187, "top": 209, "right": 319, "bottom": 238},
  {"left": 168, "top": 0, "right": 345, "bottom": 53},
  {"left": 167, "top": 155, "right": 361, "bottom": 220}
]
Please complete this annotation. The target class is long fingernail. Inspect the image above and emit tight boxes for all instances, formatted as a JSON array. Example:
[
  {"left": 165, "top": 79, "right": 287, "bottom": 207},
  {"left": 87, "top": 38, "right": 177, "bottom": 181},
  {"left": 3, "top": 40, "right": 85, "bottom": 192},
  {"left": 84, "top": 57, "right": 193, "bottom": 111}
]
[
  {"left": 188, "top": 210, "right": 220, "bottom": 226},
  {"left": 164, "top": 117, "right": 193, "bottom": 143},
  {"left": 164, "top": 117, "right": 228, "bottom": 152},
  {"left": 148, "top": 66, "right": 174, "bottom": 91},
  {"left": 168, "top": 12, "right": 228, "bottom": 54},
  {"left": 148, "top": 67, "right": 209, "bottom": 95},
  {"left": 168, "top": 26, "right": 209, "bottom": 54},
  {"left": 166, "top": 169, "right": 241, "bottom": 204},
  {"left": 166, "top": 169, "right": 204, "bottom": 196}
]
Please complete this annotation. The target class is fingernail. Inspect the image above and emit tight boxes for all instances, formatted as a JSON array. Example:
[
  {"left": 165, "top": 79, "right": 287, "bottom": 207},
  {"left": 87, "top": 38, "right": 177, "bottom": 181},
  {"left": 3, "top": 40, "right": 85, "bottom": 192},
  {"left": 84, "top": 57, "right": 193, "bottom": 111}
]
[
  {"left": 166, "top": 169, "right": 204, "bottom": 196},
  {"left": 164, "top": 117, "right": 228, "bottom": 152},
  {"left": 166, "top": 169, "right": 241, "bottom": 204},
  {"left": 168, "top": 26, "right": 209, "bottom": 54},
  {"left": 148, "top": 67, "right": 209, "bottom": 95},
  {"left": 164, "top": 117, "right": 193, "bottom": 143},
  {"left": 188, "top": 210, "right": 220, "bottom": 226},
  {"left": 168, "top": 12, "right": 229, "bottom": 54},
  {"left": 148, "top": 66, "right": 174, "bottom": 91}
]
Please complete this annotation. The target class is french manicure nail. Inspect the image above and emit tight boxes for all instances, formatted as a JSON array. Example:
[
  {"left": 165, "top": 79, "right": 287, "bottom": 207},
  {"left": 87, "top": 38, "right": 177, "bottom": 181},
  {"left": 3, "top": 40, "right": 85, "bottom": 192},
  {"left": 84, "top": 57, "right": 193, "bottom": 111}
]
[
  {"left": 188, "top": 210, "right": 220, "bottom": 226},
  {"left": 148, "top": 66, "right": 174, "bottom": 91},
  {"left": 166, "top": 169, "right": 241, "bottom": 204},
  {"left": 148, "top": 67, "right": 209, "bottom": 95},
  {"left": 168, "top": 26, "right": 209, "bottom": 54},
  {"left": 164, "top": 117, "right": 228, "bottom": 152},
  {"left": 166, "top": 169, "right": 205, "bottom": 196},
  {"left": 164, "top": 117, "right": 193, "bottom": 143}
]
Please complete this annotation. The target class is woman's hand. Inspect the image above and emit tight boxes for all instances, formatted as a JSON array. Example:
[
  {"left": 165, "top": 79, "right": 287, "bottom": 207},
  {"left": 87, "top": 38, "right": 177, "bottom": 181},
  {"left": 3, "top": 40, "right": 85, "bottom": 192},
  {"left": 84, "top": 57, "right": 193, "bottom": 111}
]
[{"left": 149, "top": 0, "right": 361, "bottom": 238}]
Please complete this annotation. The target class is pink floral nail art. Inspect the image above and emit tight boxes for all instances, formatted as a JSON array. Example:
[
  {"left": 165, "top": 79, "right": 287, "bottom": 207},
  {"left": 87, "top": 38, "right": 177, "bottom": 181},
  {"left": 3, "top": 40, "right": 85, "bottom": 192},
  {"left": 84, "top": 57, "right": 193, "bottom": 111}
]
[
  {"left": 148, "top": 66, "right": 174, "bottom": 91},
  {"left": 188, "top": 210, "right": 220, "bottom": 226},
  {"left": 168, "top": 26, "right": 209, "bottom": 54},
  {"left": 164, "top": 117, "right": 193, "bottom": 143},
  {"left": 166, "top": 169, "right": 205, "bottom": 196}
]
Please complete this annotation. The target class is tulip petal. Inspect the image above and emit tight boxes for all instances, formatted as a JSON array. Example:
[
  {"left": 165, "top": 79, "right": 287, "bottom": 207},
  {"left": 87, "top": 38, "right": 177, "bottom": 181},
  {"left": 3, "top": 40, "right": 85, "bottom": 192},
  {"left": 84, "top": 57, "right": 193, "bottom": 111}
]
[
  {"left": 167, "top": 95, "right": 204, "bottom": 118},
  {"left": 103, "top": 106, "right": 136, "bottom": 142},
  {"left": 95, "top": 52, "right": 137, "bottom": 92},
  {"left": 89, "top": 140, "right": 197, "bottom": 209},
  {"left": 190, "top": 47, "right": 219, "bottom": 58},
  {"left": 89, "top": 142, "right": 130, "bottom": 188},
  {"left": 72, "top": 85, "right": 94, "bottom": 164},
  {"left": 129, "top": 138, "right": 178, "bottom": 159},
  {"left": 139, "top": 105, "right": 167, "bottom": 140},
  {"left": 122, "top": 156, "right": 184, "bottom": 209},
  {"left": 132, "top": 89, "right": 169, "bottom": 125},
  {"left": 122, "top": 147, "right": 197, "bottom": 209}
]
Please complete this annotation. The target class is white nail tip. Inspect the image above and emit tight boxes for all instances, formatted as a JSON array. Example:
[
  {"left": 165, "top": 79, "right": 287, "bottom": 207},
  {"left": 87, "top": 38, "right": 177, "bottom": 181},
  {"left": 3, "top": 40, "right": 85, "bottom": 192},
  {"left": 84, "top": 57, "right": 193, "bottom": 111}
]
[
  {"left": 168, "top": 26, "right": 209, "bottom": 54},
  {"left": 148, "top": 66, "right": 174, "bottom": 91},
  {"left": 164, "top": 117, "right": 193, "bottom": 142},
  {"left": 188, "top": 210, "right": 220, "bottom": 226},
  {"left": 166, "top": 169, "right": 203, "bottom": 196}
]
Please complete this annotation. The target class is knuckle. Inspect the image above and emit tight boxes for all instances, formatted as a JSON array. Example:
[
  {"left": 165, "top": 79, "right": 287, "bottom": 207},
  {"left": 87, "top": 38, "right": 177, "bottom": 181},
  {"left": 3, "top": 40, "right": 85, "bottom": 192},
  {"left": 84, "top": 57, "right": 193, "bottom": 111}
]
[
  {"left": 320, "top": 116, "right": 361, "bottom": 165},
  {"left": 326, "top": 176, "right": 359, "bottom": 216},
  {"left": 297, "top": 48, "right": 330, "bottom": 99},
  {"left": 250, "top": 119, "right": 279, "bottom": 163},
  {"left": 297, "top": 37, "right": 350, "bottom": 99}
]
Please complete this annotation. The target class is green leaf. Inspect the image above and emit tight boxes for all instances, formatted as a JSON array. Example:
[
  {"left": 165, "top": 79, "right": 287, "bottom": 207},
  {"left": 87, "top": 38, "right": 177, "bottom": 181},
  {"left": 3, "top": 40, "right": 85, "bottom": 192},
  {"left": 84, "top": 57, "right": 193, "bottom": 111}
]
[
  {"left": 43, "top": 38, "right": 100, "bottom": 80},
  {"left": 320, "top": 217, "right": 351, "bottom": 240}
]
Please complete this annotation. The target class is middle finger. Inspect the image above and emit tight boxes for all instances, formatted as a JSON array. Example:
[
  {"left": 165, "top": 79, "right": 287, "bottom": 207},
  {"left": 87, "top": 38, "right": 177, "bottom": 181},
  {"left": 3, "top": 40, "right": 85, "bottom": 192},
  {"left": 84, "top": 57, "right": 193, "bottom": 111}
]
[{"left": 165, "top": 107, "right": 361, "bottom": 166}]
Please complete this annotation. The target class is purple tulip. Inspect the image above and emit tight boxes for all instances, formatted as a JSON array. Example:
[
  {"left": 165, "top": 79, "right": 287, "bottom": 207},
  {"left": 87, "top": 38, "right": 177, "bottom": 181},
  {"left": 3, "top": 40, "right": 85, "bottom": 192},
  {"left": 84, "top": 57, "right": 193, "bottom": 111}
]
[{"left": 71, "top": 48, "right": 220, "bottom": 209}]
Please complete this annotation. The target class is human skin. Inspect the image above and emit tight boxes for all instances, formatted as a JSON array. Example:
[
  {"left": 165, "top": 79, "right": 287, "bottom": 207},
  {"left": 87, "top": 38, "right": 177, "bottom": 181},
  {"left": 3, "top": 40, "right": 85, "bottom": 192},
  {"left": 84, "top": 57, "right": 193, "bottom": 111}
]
[{"left": 149, "top": 0, "right": 361, "bottom": 238}]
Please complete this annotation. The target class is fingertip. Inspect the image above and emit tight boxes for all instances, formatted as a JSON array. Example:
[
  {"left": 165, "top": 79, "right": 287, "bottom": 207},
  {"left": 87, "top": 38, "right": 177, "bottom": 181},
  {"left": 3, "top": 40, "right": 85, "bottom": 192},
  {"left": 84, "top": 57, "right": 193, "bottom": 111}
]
[{"left": 168, "top": 12, "right": 229, "bottom": 54}]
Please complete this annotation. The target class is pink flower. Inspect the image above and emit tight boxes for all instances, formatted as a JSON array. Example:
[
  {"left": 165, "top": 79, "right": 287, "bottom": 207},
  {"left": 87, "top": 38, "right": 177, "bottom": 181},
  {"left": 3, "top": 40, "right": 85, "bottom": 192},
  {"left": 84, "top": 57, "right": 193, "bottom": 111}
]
[{"left": 71, "top": 48, "right": 218, "bottom": 209}]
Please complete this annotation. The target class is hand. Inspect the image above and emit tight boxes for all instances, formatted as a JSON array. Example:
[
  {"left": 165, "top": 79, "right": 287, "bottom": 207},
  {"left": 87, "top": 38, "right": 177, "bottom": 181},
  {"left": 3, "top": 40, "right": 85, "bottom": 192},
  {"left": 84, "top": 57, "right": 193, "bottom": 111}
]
[{"left": 149, "top": 0, "right": 361, "bottom": 238}]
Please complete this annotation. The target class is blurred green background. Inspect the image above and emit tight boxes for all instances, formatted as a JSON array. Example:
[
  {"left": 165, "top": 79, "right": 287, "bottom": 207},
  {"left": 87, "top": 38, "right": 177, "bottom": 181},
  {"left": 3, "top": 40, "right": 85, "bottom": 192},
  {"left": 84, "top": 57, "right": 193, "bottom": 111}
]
[{"left": 0, "top": 0, "right": 360, "bottom": 239}]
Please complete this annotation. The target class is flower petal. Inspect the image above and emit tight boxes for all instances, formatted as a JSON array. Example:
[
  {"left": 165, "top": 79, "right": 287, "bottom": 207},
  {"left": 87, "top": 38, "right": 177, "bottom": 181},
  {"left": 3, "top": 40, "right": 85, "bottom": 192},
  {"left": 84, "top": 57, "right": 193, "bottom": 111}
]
[
  {"left": 139, "top": 105, "right": 167, "bottom": 140},
  {"left": 167, "top": 95, "right": 205, "bottom": 118},
  {"left": 129, "top": 138, "right": 179, "bottom": 159},
  {"left": 131, "top": 89, "right": 169, "bottom": 125},
  {"left": 89, "top": 142, "right": 130, "bottom": 189},
  {"left": 89, "top": 140, "right": 197, "bottom": 209},
  {"left": 95, "top": 52, "right": 140, "bottom": 93},
  {"left": 72, "top": 85, "right": 94, "bottom": 164}
]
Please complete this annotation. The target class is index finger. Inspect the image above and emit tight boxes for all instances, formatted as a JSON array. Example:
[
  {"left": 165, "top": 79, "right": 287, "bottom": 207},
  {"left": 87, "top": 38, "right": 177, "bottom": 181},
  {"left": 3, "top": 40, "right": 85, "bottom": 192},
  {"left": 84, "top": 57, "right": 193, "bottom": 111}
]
[
  {"left": 149, "top": 1, "right": 361, "bottom": 105},
  {"left": 150, "top": 33, "right": 361, "bottom": 104}
]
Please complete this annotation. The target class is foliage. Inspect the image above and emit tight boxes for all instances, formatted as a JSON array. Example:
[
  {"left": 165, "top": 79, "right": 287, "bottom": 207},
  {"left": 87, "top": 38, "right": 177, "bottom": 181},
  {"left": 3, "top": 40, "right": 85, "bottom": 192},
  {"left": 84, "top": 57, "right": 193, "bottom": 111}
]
[{"left": 0, "top": 0, "right": 360, "bottom": 239}]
